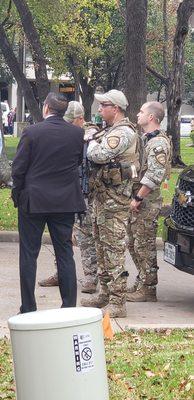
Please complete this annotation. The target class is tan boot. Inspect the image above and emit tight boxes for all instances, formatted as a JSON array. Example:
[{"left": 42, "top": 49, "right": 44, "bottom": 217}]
[
  {"left": 126, "top": 287, "right": 157, "bottom": 302},
  {"left": 81, "top": 284, "right": 109, "bottom": 308},
  {"left": 81, "top": 281, "right": 97, "bottom": 294},
  {"left": 127, "top": 276, "right": 140, "bottom": 293},
  {"left": 102, "top": 303, "right": 127, "bottom": 318},
  {"left": 127, "top": 282, "right": 138, "bottom": 294},
  {"left": 38, "top": 273, "right": 58, "bottom": 287},
  {"left": 81, "top": 293, "right": 109, "bottom": 308}
]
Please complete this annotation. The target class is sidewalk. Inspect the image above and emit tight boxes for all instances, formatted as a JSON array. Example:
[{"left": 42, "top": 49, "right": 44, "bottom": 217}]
[{"left": 1, "top": 239, "right": 194, "bottom": 338}]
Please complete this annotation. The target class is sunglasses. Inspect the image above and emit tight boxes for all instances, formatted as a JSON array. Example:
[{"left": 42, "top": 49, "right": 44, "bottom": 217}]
[{"left": 99, "top": 103, "right": 115, "bottom": 108}]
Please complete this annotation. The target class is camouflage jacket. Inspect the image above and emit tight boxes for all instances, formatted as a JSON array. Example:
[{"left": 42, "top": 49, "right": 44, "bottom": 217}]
[
  {"left": 140, "top": 129, "right": 172, "bottom": 191},
  {"left": 87, "top": 118, "right": 139, "bottom": 200}
]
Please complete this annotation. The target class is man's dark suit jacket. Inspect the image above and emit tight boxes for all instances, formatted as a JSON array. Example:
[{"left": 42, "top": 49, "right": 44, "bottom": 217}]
[{"left": 12, "top": 115, "right": 86, "bottom": 213}]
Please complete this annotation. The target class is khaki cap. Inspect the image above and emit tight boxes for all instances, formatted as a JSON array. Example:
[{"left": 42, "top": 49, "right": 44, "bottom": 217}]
[
  {"left": 64, "top": 101, "right": 84, "bottom": 122},
  {"left": 95, "top": 89, "right": 128, "bottom": 111}
]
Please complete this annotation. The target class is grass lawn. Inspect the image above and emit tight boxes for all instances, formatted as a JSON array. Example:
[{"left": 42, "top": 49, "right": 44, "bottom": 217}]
[
  {"left": 0, "top": 136, "right": 193, "bottom": 233},
  {"left": 4, "top": 136, "right": 19, "bottom": 161},
  {"left": 1, "top": 330, "right": 194, "bottom": 399}
]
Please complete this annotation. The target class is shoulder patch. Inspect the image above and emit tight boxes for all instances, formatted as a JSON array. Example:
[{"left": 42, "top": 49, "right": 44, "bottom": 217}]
[
  {"left": 107, "top": 136, "right": 120, "bottom": 149},
  {"left": 154, "top": 146, "right": 163, "bottom": 154},
  {"left": 156, "top": 153, "right": 166, "bottom": 165}
]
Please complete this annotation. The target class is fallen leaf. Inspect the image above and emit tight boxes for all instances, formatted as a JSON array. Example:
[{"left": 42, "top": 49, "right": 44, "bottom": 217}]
[
  {"left": 185, "top": 382, "right": 191, "bottom": 392},
  {"left": 145, "top": 370, "right": 155, "bottom": 378},
  {"left": 163, "top": 363, "right": 171, "bottom": 371}
]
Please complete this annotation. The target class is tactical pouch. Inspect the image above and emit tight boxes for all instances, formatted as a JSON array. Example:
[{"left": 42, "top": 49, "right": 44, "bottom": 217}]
[
  {"left": 89, "top": 173, "right": 96, "bottom": 191},
  {"left": 108, "top": 167, "right": 122, "bottom": 185},
  {"left": 105, "top": 161, "right": 122, "bottom": 186},
  {"left": 120, "top": 162, "right": 132, "bottom": 180}
]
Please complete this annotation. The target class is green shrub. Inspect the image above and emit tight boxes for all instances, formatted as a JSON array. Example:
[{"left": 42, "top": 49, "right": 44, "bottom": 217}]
[{"left": 190, "top": 130, "right": 194, "bottom": 145}]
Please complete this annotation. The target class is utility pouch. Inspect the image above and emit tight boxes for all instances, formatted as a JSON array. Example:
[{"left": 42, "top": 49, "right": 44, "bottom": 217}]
[
  {"left": 102, "top": 165, "right": 111, "bottom": 184},
  {"left": 120, "top": 162, "right": 132, "bottom": 180},
  {"left": 107, "top": 161, "right": 122, "bottom": 186}
]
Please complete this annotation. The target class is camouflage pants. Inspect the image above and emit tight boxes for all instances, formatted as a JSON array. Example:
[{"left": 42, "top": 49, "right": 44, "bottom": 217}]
[
  {"left": 92, "top": 195, "right": 130, "bottom": 305},
  {"left": 75, "top": 202, "right": 97, "bottom": 284},
  {"left": 127, "top": 198, "right": 162, "bottom": 289}
]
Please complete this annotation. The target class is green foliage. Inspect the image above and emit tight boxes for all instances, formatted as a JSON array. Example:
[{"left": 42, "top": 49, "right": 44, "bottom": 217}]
[
  {"left": 0, "top": 189, "right": 17, "bottom": 231},
  {"left": 190, "top": 130, "right": 194, "bottom": 146},
  {"left": 4, "top": 137, "right": 19, "bottom": 160},
  {"left": 0, "top": 339, "right": 15, "bottom": 399},
  {"left": 26, "top": 0, "right": 117, "bottom": 81},
  {"left": 184, "top": 34, "right": 194, "bottom": 99},
  {"left": 146, "top": 0, "right": 194, "bottom": 97}
]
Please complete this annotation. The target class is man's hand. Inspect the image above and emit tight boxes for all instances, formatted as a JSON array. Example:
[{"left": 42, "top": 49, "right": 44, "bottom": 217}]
[
  {"left": 130, "top": 199, "right": 141, "bottom": 212},
  {"left": 84, "top": 127, "right": 98, "bottom": 141},
  {"left": 11, "top": 187, "right": 19, "bottom": 208}
]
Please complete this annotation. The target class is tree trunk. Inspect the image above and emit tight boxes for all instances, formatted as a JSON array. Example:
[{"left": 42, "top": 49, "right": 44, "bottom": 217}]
[
  {"left": 79, "top": 76, "right": 95, "bottom": 121},
  {"left": 0, "top": 93, "right": 12, "bottom": 186},
  {"left": 0, "top": 24, "right": 42, "bottom": 122},
  {"left": 125, "top": 0, "right": 147, "bottom": 123},
  {"left": 167, "top": 0, "right": 194, "bottom": 166},
  {"left": 13, "top": 0, "right": 50, "bottom": 106}
]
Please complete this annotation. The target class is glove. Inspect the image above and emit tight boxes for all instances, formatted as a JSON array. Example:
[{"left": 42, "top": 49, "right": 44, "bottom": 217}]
[{"left": 11, "top": 188, "right": 20, "bottom": 208}]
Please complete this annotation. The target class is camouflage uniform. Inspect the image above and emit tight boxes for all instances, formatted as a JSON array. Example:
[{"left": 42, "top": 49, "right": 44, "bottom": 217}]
[
  {"left": 75, "top": 127, "right": 99, "bottom": 291},
  {"left": 75, "top": 200, "right": 97, "bottom": 289},
  {"left": 127, "top": 130, "right": 172, "bottom": 300},
  {"left": 81, "top": 118, "right": 139, "bottom": 314}
]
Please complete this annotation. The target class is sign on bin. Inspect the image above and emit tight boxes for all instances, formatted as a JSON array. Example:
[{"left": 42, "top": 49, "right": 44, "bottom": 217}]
[
  {"left": 8, "top": 308, "right": 109, "bottom": 400},
  {"left": 73, "top": 332, "right": 94, "bottom": 373}
]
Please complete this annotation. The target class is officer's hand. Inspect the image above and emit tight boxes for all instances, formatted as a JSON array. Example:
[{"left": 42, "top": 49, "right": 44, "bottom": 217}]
[
  {"left": 130, "top": 199, "right": 141, "bottom": 212},
  {"left": 84, "top": 128, "right": 98, "bottom": 141}
]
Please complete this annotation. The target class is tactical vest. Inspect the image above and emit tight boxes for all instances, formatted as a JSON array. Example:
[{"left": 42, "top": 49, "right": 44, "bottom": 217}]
[
  {"left": 140, "top": 129, "right": 172, "bottom": 181},
  {"left": 89, "top": 120, "right": 140, "bottom": 189}
]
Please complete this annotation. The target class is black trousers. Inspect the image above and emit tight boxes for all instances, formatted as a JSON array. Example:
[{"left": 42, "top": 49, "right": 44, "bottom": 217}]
[{"left": 18, "top": 208, "right": 76, "bottom": 313}]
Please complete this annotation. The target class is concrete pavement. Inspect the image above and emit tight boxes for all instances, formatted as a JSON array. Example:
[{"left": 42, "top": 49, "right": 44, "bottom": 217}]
[{"left": 0, "top": 240, "right": 194, "bottom": 337}]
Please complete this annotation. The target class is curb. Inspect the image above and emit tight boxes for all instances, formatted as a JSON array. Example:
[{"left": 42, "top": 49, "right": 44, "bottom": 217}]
[
  {"left": 111, "top": 322, "right": 194, "bottom": 332},
  {"left": 0, "top": 230, "right": 164, "bottom": 249},
  {"left": 0, "top": 231, "right": 52, "bottom": 245}
]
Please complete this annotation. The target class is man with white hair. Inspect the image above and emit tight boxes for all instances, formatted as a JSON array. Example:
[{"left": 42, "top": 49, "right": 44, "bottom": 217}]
[
  {"left": 127, "top": 101, "right": 172, "bottom": 302},
  {"left": 39, "top": 101, "right": 98, "bottom": 294},
  {"left": 81, "top": 89, "right": 140, "bottom": 318}
]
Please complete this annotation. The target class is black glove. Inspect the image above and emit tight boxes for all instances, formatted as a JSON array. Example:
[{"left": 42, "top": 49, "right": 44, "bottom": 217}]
[{"left": 11, "top": 188, "right": 20, "bottom": 208}]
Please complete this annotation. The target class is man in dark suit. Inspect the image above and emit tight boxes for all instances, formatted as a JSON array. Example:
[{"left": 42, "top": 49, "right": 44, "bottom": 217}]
[{"left": 12, "top": 92, "right": 86, "bottom": 313}]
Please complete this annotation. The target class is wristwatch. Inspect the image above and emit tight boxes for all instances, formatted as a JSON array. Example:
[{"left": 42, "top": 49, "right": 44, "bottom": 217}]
[{"left": 134, "top": 194, "right": 144, "bottom": 202}]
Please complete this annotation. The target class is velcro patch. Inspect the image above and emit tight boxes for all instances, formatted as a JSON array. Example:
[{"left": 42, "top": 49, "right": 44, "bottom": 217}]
[
  {"left": 107, "top": 136, "right": 120, "bottom": 149},
  {"left": 154, "top": 146, "right": 163, "bottom": 154},
  {"left": 156, "top": 153, "right": 166, "bottom": 165}
]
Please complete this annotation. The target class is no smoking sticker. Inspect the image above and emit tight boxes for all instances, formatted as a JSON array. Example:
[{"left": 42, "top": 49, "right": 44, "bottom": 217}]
[{"left": 73, "top": 332, "right": 94, "bottom": 373}]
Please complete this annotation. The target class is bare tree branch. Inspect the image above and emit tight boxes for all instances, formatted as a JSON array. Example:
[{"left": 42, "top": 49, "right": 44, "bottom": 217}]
[
  {"left": 162, "top": 0, "right": 170, "bottom": 77},
  {"left": 146, "top": 64, "right": 168, "bottom": 85},
  {"left": 115, "top": 0, "right": 126, "bottom": 21},
  {"left": 0, "top": 23, "right": 42, "bottom": 122},
  {"left": 13, "top": 0, "right": 49, "bottom": 105},
  {"left": 2, "top": 0, "right": 13, "bottom": 26}
]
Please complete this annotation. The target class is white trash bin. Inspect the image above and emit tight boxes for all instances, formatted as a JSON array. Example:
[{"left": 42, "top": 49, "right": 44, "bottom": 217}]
[{"left": 8, "top": 308, "right": 109, "bottom": 400}]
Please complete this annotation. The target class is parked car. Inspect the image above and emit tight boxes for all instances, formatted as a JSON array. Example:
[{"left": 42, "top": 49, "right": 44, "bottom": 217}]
[
  {"left": 180, "top": 115, "right": 194, "bottom": 137},
  {"left": 0, "top": 101, "right": 10, "bottom": 134},
  {"left": 163, "top": 165, "right": 194, "bottom": 275}
]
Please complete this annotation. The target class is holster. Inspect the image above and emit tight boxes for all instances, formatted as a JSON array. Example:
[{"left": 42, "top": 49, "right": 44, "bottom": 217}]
[{"left": 102, "top": 161, "right": 122, "bottom": 186}]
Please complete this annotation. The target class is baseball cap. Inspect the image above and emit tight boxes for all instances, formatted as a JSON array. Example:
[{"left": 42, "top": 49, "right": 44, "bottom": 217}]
[
  {"left": 64, "top": 101, "right": 84, "bottom": 122},
  {"left": 95, "top": 89, "right": 129, "bottom": 111}
]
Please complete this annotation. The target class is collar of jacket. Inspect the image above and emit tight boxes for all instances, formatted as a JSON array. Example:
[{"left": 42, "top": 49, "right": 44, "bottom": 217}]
[
  {"left": 146, "top": 129, "right": 160, "bottom": 141},
  {"left": 44, "top": 115, "right": 64, "bottom": 121}
]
